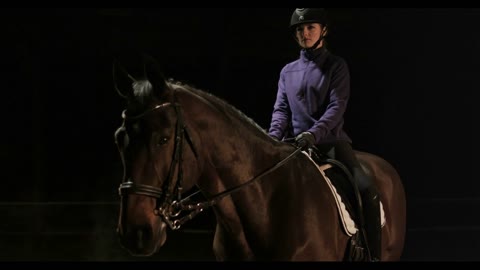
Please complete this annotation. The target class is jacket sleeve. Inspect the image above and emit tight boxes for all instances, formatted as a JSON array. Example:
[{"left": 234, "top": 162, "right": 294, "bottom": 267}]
[
  {"left": 308, "top": 59, "right": 350, "bottom": 143},
  {"left": 268, "top": 70, "right": 290, "bottom": 140}
]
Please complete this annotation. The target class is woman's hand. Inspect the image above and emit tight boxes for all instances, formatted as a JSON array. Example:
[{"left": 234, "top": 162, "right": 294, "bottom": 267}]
[{"left": 295, "top": 132, "right": 315, "bottom": 150}]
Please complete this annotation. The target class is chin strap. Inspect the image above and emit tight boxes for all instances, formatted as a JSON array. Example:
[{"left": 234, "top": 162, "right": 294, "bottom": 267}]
[{"left": 305, "top": 36, "right": 324, "bottom": 60}]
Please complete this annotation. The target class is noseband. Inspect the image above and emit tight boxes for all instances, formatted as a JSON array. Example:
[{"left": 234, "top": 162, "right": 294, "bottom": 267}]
[{"left": 118, "top": 99, "right": 302, "bottom": 230}]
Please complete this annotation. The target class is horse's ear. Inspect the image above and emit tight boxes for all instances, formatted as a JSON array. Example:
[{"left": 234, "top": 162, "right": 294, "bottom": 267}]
[
  {"left": 142, "top": 54, "right": 168, "bottom": 93},
  {"left": 113, "top": 59, "right": 136, "bottom": 100}
]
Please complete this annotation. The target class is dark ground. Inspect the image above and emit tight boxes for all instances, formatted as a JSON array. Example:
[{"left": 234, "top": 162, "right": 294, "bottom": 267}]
[{"left": 1, "top": 197, "right": 479, "bottom": 261}]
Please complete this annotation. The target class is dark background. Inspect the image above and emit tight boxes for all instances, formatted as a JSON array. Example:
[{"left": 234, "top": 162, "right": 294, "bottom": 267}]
[{"left": 0, "top": 8, "right": 477, "bottom": 261}]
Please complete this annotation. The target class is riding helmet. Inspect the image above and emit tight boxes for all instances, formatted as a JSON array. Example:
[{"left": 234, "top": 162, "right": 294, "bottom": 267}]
[{"left": 290, "top": 8, "right": 328, "bottom": 29}]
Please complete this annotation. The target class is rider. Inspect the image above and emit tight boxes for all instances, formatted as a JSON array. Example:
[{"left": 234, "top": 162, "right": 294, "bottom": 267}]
[{"left": 268, "top": 8, "right": 382, "bottom": 261}]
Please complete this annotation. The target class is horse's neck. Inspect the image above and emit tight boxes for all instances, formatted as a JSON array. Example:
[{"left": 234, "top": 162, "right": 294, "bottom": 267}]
[
  {"left": 200, "top": 141, "right": 293, "bottom": 215},
  {"left": 201, "top": 132, "right": 279, "bottom": 192},
  {"left": 183, "top": 94, "right": 275, "bottom": 187}
]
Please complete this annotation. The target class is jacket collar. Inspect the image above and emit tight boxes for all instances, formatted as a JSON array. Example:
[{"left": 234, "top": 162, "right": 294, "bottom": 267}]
[{"left": 301, "top": 46, "right": 328, "bottom": 61}]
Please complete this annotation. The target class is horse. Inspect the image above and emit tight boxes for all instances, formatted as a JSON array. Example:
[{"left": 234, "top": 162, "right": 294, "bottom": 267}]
[{"left": 113, "top": 58, "right": 406, "bottom": 261}]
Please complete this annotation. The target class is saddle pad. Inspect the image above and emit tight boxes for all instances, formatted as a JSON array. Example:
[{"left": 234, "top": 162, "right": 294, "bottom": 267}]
[{"left": 303, "top": 152, "right": 386, "bottom": 236}]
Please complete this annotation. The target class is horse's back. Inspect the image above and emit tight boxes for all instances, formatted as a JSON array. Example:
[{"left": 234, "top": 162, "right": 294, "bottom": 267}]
[{"left": 356, "top": 151, "right": 406, "bottom": 261}]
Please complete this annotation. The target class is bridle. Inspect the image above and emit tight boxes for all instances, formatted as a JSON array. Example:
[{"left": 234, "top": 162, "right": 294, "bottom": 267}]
[{"left": 118, "top": 98, "right": 302, "bottom": 231}]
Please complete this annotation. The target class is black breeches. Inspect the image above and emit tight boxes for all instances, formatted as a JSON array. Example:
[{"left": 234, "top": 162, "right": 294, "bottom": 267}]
[{"left": 315, "top": 141, "right": 373, "bottom": 192}]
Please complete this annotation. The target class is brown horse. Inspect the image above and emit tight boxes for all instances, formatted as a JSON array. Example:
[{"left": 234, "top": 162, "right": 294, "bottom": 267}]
[{"left": 114, "top": 58, "right": 406, "bottom": 261}]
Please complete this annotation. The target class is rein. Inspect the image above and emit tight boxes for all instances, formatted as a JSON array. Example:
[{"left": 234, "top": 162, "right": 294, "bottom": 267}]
[
  {"left": 175, "top": 147, "right": 303, "bottom": 228},
  {"left": 118, "top": 100, "right": 302, "bottom": 230}
]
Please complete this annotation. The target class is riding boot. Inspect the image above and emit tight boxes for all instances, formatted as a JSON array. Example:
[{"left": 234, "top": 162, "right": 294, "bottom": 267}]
[{"left": 361, "top": 185, "right": 382, "bottom": 262}]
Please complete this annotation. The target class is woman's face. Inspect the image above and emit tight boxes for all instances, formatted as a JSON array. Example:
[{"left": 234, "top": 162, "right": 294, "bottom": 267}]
[{"left": 295, "top": 23, "right": 327, "bottom": 49}]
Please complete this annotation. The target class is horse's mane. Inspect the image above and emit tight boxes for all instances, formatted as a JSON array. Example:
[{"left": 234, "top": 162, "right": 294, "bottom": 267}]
[
  {"left": 130, "top": 76, "right": 272, "bottom": 141},
  {"left": 168, "top": 80, "right": 271, "bottom": 139}
]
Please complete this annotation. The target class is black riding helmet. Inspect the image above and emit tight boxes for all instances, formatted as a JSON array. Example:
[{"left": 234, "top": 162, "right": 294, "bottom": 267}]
[{"left": 290, "top": 8, "right": 328, "bottom": 29}]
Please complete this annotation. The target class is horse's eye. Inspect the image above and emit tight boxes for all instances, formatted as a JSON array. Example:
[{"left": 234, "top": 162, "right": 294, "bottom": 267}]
[{"left": 157, "top": 137, "right": 169, "bottom": 146}]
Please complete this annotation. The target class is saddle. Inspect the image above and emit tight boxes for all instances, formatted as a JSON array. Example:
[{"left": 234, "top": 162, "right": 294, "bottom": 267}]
[
  {"left": 283, "top": 138, "right": 369, "bottom": 225},
  {"left": 306, "top": 146, "right": 370, "bottom": 261},
  {"left": 304, "top": 146, "right": 386, "bottom": 261},
  {"left": 307, "top": 147, "right": 361, "bottom": 222}
]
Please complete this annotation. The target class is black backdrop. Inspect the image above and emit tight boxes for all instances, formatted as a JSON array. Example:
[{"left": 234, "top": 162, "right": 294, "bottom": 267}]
[{"left": 0, "top": 8, "right": 477, "bottom": 260}]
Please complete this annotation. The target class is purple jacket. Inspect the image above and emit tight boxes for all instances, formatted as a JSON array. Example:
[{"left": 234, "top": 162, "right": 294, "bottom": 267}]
[{"left": 268, "top": 47, "right": 352, "bottom": 144}]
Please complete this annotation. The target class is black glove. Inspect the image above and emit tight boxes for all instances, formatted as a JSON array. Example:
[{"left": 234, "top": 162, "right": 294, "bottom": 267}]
[{"left": 295, "top": 132, "right": 315, "bottom": 150}]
